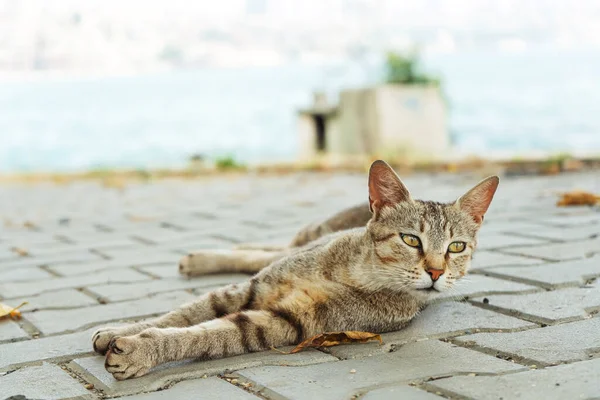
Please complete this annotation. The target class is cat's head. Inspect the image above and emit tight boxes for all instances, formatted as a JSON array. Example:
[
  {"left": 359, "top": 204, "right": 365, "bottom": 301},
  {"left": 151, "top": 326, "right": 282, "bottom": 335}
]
[{"left": 365, "top": 160, "right": 499, "bottom": 299}]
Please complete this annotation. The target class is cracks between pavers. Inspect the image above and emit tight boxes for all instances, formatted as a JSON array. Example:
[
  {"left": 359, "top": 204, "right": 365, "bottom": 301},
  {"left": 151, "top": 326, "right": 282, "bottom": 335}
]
[
  {"left": 220, "top": 373, "right": 287, "bottom": 400},
  {"left": 467, "top": 299, "right": 593, "bottom": 326},
  {"left": 59, "top": 361, "right": 103, "bottom": 400}
]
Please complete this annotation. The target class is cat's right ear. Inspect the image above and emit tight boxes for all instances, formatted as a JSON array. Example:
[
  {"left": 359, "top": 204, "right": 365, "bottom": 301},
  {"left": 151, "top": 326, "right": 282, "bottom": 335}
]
[{"left": 368, "top": 160, "right": 411, "bottom": 214}]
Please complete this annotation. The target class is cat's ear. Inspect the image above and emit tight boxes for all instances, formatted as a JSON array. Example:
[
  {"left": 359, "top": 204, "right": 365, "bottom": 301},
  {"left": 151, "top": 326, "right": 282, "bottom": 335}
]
[
  {"left": 368, "top": 160, "right": 411, "bottom": 214},
  {"left": 455, "top": 176, "right": 499, "bottom": 224}
]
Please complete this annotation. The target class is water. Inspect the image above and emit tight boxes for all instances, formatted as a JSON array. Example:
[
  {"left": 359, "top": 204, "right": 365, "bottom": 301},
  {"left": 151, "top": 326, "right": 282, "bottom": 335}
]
[{"left": 1, "top": 50, "right": 600, "bottom": 172}]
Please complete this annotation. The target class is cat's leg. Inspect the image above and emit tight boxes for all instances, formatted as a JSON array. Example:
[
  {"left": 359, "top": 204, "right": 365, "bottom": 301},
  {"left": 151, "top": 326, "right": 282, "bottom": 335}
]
[
  {"left": 103, "top": 310, "right": 301, "bottom": 380},
  {"left": 93, "top": 280, "right": 258, "bottom": 354},
  {"left": 178, "top": 249, "right": 288, "bottom": 277}
]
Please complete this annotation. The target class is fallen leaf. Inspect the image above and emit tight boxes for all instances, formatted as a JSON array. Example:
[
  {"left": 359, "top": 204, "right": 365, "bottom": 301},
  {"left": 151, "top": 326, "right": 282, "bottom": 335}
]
[
  {"left": 557, "top": 191, "right": 600, "bottom": 207},
  {"left": 12, "top": 247, "right": 29, "bottom": 257},
  {"left": 0, "top": 302, "right": 28, "bottom": 320},
  {"left": 272, "top": 331, "right": 382, "bottom": 354}
]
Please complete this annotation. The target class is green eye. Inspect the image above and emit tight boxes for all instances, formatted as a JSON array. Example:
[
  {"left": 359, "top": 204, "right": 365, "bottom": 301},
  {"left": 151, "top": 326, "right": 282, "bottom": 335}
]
[
  {"left": 401, "top": 234, "right": 421, "bottom": 248},
  {"left": 448, "top": 242, "right": 466, "bottom": 253}
]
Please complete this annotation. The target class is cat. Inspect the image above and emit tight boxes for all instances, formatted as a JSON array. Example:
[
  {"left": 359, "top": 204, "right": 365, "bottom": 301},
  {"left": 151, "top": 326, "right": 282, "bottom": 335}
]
[{"left": 92, "top": 160, "right": 499, "bottom": 380}]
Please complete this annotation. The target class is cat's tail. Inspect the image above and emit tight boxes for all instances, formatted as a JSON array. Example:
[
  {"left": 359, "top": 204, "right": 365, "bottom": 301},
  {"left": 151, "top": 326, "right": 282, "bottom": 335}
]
[
  {"left": 233, "top": 243, "right": 288, "bottom": 252},
  {"left": 178, "top": 249, "right": 287, "bottom": 277}
]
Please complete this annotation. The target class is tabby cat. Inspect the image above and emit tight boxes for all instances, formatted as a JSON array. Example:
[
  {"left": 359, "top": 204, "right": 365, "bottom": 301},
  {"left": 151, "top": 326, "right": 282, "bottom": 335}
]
[{"left": 92, "top": 160, "right": 499, "bottom": 380}]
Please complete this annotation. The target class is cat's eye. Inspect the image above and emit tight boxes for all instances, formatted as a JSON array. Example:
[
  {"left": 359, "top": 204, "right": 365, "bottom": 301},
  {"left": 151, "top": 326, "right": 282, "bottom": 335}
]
[
  {"left": 448, "top": 242, "right": 466, "bottom": 253},
  {"left": 401, "top": 234, "right": 421, "bottom": 248}
]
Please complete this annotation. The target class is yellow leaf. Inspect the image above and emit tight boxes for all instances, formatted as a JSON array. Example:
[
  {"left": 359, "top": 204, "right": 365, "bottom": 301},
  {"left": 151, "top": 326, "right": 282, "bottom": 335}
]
[
  {"left": 272, "top": 331, "right": 383, "bottom": 354},
  {"left": 557, "top": 191, "right": 600, "bottom": 207},
  {"left": 0, "top": 302, "right": 28, "bottom": 320}
]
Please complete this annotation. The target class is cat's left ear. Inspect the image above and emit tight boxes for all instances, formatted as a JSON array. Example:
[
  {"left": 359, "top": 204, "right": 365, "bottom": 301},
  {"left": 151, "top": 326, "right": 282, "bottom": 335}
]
[{"left": 455, "top": 176, "right": 499, "bottom": 224}]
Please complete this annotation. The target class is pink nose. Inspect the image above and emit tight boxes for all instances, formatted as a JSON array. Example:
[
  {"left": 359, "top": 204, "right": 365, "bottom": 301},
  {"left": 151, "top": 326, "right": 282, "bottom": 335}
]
[{"left": 426, "top": 268, "right": 444, "bottom": 281}]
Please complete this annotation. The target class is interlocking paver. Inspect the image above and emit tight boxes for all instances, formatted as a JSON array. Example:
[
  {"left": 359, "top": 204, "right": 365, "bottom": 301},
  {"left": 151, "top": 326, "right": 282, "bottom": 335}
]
[
  {"left": 498, "top": 237, "right": 600, "bottom": 261},
  {"left": 437, "top": 274, "right": 537, "bottom": 300},
  {"left": 9, "top": 289, "right": 98, "bottom": 311},
  {"left": 517, "top": 223, "right": 600, "bottom": 241},
  {"left": 2, "top": 265, "right": 55, "bottom": 282},
  {"left": 453, "top": 317, "right": 600, "bottom": 365},
  {"left": 113, "top": 377, "right": 260, "bottom": 399},
  {"left": 87, "top": 275, "right": 246, "bottom": 302},
  {"left": 471, "top": 284, "right": 600, "bottom": 323},
  {"left": 0, "top": 319, "right": 28, "bottom": 342},
  {"left": 70, "top": 347, "right": 337, "bottom": 397},
  {"left": 471, "top": 250, "right": 544, "bottom": 269},
  {"left": 0, "top": 362, "right": 94, "bottom": 400},
  {"left": 480, "top": 256, "right": 600, "bottom": 289},
  {"left": 362, "top": 385, "right": 443, "bottom": 400},
  {"left": 46, "top": 251, "right": 182, "bottom": 276},
  {"left": 476, "top": 232, "right": 550, "bottom": 250},
  {"left": 0, "top": 250, "right": 104, "bottom": 272},
  {"left": 429, "top": 358, "right": 600, "bottom": 400},
  {"left": 0, "top": 326, "right": 114, "bottom": 371},
  {"left": 237, "top": 341, "right": 523, "bottom": 400},
  {"left": 1, "top": 171, "right": 599, "bottom": 400},
  {"left": 0, "top": 268, "right": 151, "bottom": 298},
  {"left": 27, "top": 291, "right": 195, "bottom": 335}
]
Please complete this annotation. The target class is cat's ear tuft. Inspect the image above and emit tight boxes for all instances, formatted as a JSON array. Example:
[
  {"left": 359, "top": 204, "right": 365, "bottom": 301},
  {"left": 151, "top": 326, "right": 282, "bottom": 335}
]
[
  {"left": 455, "top": 176, "right": 499, "bottom": 224},
  {"left": 368, "top": 160, "right": 411, "bottom": 214}
]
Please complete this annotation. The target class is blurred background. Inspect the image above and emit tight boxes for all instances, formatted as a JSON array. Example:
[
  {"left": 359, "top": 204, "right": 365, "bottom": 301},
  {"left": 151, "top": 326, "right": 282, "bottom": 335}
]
[{"left": 1, "top": 0, "right": 600, "bottom": 173}]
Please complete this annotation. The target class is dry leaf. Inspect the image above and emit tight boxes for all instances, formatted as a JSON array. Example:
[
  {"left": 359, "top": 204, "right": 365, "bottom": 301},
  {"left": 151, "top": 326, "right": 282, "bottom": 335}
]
[
  {"left": 0, "top": 302, "right": 28, "bottom": 320},
  {"left": 557, "top": 191, "right": 600, "bottom": 207},
  {"left": 272, "top": 331, "right": 382, "bottom": 354},
  {"left": 12, "top": 247, "right": 29, "bottom": 257}
]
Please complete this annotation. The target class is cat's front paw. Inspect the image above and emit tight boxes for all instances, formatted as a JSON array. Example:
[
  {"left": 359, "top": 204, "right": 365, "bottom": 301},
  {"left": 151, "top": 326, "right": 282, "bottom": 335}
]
[
  {"left": 93, "top": 325, "right": 142, "bottom": 355},
  {"left": 104, "top": 329, "right": 159, "bottom": 380},
  {"left": 93, "top": 327, "right": 123, "bottom": 355}
]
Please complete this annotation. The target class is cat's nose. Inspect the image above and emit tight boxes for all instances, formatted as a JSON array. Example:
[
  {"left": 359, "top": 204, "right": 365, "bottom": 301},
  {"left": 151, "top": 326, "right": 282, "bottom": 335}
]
[{"left": 426, "top": 268, "right": 444, "bottom": 281}]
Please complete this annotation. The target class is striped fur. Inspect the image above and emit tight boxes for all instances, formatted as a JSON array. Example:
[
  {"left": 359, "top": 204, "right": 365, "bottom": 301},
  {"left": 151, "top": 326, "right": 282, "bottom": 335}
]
[{"left": 93, "top": 160, "right": 498, "bottom": 380}]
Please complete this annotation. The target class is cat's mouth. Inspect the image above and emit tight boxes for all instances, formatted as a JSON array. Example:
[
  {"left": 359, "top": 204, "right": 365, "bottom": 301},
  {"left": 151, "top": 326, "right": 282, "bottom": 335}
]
[{"left": 416, "top": 287, "right": 439, "bottom": 293}]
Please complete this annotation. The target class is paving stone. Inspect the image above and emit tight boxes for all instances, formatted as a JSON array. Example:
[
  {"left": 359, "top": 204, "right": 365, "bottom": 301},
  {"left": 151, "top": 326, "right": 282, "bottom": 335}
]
[
  {"left": 362, "top": 385, "right": 443, "bottom": 400},
  {"left": 237, "top": 341, "right": 523, "bottom": 400},
  {"left": 113, "top": 377, "right": 259, "bottom": 399},
  {"left": 136, "top": 263, "right": 182, "bottom": 279},
  {"left": 530, "top": 213, "right": 600, "bottom": 227},
  {"left": 517, "top": 223, "right": 600, "bottom": 241},
  {"left": 69, "top": 347, "right": 337, "bottom": 397},
  {"left": 471, "top": 284, "right": 600, "bottom": 323},
  {"left": 429, "top": 358, "right": 600, "bottom": 400},
  {"left": 476, "top": 232, "right": 550, "bottom": 250},
  {"left": 26, "top": 291, "right": 195, "bottom": 335},
  {"left": 2, "top": 265, "right": 55, "bottom": 282},
  {"left": 0, "top": 362, "right": 94, "bottom": 400},
  {"left": 471, "top": 250, "right": 543, "bottom": 269},
  {"left": 499, "top": 237, "right": 600, "bottom": 261},
  {"left": 482, "top": 256, "right": 600, "bottom": 289},
  {"left": 0, "top": 319, "right": 28, "bottom": 342},
  {"left": 87, "top": 275, "right": 247, "bottom": 302},
  {"left": 47, "top": 251, "right": 182, "bottom": 276},
  {"left": 9, "top": 289, "right": 98, "bottom": 312},
  {"left": 0, "top": 251, "right": 104, "bottom": 271},
  {"left": 453, "top": 317, "right": 600, "bottom": 365},
  {"left": 0, "top": 326, "right": 112, "bottom": 370},
  {"left": 0, "top": 268, "right": 151, "bottom": 298},
  {"left": 326, "top": 301, "right": 534, "bottom": 359},
  {"left": 437, "top": 274, "right": 537, "bottom": 300}
]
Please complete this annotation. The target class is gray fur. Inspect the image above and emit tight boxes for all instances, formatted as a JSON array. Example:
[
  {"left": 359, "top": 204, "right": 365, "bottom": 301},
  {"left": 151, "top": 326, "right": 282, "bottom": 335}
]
[{"left": 92, "top": 160, "right": 499, "bottom": 380}]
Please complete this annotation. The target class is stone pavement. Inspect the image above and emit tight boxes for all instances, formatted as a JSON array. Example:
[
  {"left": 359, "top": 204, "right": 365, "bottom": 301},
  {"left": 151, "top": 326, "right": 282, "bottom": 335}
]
[{"left": 0, "top": 171, "right": 599, "bottom": 400}]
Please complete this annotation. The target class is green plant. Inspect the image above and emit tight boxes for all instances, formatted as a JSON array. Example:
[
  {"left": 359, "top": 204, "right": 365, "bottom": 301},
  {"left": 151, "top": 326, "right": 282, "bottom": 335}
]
[
  {"left": 385, "top": 51, "right": 439, "bottom": 86},
  {"left": 214, "top": 155, "right": 246, "bottom": 170}
]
